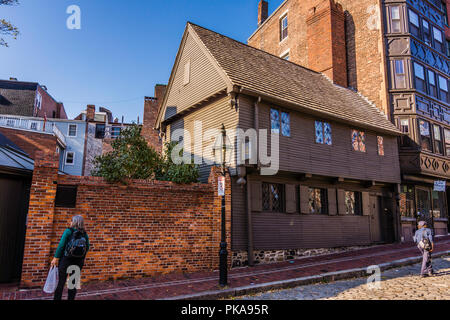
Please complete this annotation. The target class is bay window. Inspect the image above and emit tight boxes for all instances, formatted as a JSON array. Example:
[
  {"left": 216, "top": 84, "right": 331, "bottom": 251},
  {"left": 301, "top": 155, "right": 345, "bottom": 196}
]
[
  {"left": 428, "top": 70, "right": 437, "bottom": 98},
  {"left": 419, "top": 119, "right": 432, "bottom": 152},
  {"left": 394, "top": 60, "right": 406, "bottom": 88},
  {"left": 408, "top": 9, "right": 420, "bottom": 38},
  {"left": 391, "top": 6, "right": 401, "bottom": 33},
  {"left": 433, "top": 125, "right": 443, "bottom": 155},
  {"left": 438, "top": 75, "right": 448, "bottom": 103},
  {"left": 414, "top": 63, "right": 426, "bottom": 92}
]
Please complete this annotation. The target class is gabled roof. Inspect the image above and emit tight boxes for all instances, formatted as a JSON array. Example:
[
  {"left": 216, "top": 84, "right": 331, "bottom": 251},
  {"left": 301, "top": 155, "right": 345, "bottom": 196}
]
[
  {"left": 159, "top": 23, "right": 400, "bottom": 136},
  {"left": 0, "top": 80, "right": 38, "bottom": 116}
]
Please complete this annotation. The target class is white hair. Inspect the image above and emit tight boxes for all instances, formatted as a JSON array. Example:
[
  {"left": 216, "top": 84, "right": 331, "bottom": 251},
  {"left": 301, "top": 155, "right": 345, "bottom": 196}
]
[{"left": 70, "top": 215, "right": 85, "bottom": 231}]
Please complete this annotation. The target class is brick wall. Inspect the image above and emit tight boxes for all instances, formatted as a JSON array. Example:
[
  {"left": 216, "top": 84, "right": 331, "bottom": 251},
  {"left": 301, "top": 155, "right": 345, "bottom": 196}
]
[
  {"left": 142, "top": 85, "right": 166, "bottom": 152},
  {"left": 35, "top": 86, "right": 68, "bottom": 120},
  {"left": 20, "top": 152, "right": 232, "bottom": 288},
  {"left": 0, "top": 126, "right": 57, "bottom": 159}
]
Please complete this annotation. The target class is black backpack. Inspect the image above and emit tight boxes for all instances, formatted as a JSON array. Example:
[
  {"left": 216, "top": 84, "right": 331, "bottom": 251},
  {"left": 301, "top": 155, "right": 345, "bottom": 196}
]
[{"left": 64, "top": 229, "right": 88, "bottom": 258}]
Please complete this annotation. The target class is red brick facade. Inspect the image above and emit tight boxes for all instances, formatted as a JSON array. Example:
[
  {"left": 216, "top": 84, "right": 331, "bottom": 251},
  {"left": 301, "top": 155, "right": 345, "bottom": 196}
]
[
  {"left": 142, "top": 84, "right": 167, "bottom": 152},
  {"left": 35, "top": 86, "right": 68, "bottom": 119},
  {"left": 248, "top": 0, "right": 390, "bottom": 116},
  {"left": 20, "top": 152, "right": 231, "bottom": 288},
  {"left": 306, "top": 0, "right": 347, "bottom": 87},
  {"left": 0, "top": 127, "right": 57, "bottom": 159}
]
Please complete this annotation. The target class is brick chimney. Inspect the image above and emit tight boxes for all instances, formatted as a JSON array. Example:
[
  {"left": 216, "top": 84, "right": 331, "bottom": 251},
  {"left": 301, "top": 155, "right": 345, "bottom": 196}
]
[
  {"left": 142, "top": 84, "right": 167, "bottom": 152},
  {"left": 306, "top": 0, "right": 348, "bottom": 88},
  {"left": 86, "top": 105, "right": 95, "bottom": 122},
  {"left": 258, "top": 0, "right": 269, "bottom": 26}
]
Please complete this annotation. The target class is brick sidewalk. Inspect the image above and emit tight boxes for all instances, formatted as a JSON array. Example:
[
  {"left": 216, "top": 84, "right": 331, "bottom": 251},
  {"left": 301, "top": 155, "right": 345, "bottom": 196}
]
[{"left": 2, "top": 236, "right": 450, "bottom": 300}]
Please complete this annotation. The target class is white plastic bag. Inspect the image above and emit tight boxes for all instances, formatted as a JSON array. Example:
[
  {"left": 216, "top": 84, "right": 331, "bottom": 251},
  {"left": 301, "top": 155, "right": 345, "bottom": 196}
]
[{"left": 43, "top": 266, "right": 59, "bottom": 294}]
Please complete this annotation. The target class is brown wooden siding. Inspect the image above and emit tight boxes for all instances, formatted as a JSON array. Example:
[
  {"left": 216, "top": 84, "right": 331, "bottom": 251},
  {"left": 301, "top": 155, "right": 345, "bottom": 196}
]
[
  {"left": 164, "top": 33, "right": 228, "bottom": 117},
  {"left": 231, "top": 174, "right": 394, "bottom": 251},
  {"left": 237, "top": 94, "right": 401, "bottom": 184},
  {"left": 251, "top": 213, "right": 371, "bottom": 250}
]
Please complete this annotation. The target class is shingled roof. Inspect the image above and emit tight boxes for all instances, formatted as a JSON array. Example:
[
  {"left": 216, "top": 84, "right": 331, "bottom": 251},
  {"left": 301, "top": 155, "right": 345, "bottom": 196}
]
[
  {"left": 188, "top": 23, "right": 400, "bottom": 135},
  {"left": 0, "top": 80, "right": 38, "bottom": 116}
]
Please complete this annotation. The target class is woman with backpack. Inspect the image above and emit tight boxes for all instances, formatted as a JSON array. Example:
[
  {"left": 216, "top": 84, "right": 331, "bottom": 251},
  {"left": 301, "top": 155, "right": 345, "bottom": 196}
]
[
  {"left": 51, "top": 215, "right": 90, "bottom": 300},
  {"left": 413, "top": 220, "right": 434, "bottom": 278}
]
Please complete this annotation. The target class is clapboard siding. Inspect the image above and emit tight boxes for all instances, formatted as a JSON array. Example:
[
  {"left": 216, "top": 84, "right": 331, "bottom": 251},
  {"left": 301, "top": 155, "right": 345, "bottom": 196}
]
[
  {"left": 237, "top": 95, "right": 401, "bottom": 184},
  {"left": 251, "top": 213, "right": 371, "bottom": 250},
  {"left": 175, "top": 96, "right": 239, "bottom": 183},
  {"left": 231, "top": 177, "right": 247, "bottom": 250},
  {"left": 165, "top": 33, "right": 228, "bottom": 116}
]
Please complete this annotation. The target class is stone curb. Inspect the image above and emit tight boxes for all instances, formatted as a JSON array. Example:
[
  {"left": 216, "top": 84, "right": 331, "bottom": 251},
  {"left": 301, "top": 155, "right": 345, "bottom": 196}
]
[{"left": 164, "top": 250, "right": 450, "bottom": 300}]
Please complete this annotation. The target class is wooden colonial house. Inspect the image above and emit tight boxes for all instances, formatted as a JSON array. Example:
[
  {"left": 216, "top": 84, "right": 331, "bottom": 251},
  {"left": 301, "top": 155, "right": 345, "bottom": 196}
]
[{"left": 154, "top": 23, "right": 403, "bottom": 266}]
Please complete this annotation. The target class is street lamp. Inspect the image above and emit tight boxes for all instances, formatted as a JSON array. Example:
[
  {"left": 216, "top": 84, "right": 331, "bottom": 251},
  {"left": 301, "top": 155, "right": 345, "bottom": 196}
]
[{"left": 215, "top": 124, "right": 232, "bottom": 287}]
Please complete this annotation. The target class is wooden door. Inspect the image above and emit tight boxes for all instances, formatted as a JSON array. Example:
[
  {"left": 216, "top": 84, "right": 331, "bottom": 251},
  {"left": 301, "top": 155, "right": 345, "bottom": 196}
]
[
  {"left": 369, "top": 195, "right": 382, "bottom": 243},
  {"left": 0, "top": 175, "right": 31, "bottom": 283}
]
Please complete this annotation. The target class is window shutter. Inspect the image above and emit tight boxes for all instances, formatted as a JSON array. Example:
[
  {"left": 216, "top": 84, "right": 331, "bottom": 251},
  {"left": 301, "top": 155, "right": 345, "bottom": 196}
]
[
  {"left": 327, "top": 188, "right": 337, "bottom": 216},
  {"left": 299, "top": 185, "right": 309, "bottom": 214},
  {"left": 285, "top": 184, "right": 297, "bottom": 213},
  {"left": 362, "top": 192, "right": 371, "bottom": 216},
  {"left": 337, "top": 190, "right": 346, "bottom": 215},
  {"left": 251, "top": 181, "right": 262, "bottom": 212}
]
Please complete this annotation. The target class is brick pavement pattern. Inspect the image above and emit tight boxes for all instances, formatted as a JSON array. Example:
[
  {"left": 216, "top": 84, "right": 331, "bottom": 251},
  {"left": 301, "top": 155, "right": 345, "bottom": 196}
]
[
  {"left": 239, "top": 257, "right": 450, "bottom": 300},
  {"left": 1, "top": 236, "right": 449, "bottom": 300}
]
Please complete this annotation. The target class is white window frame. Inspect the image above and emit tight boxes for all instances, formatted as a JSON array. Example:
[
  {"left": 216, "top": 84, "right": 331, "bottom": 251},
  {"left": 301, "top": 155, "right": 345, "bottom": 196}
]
[
  {"left": 68, "top": 124, "right": 77, "bottom": 137},
  {"left": 65, "top": 151, "right": 75, "bottom": 166},
  {"left": 280, "top": 49, "right": 290, "bottom": 60},
  {"left": 390, "top": 6, "right": 401, "bottom": 33},
  {"left": 35, "top": 92, "right": 42, "bottom": 110},
  {"left": 280, "top": 14, "right": 288, "bottom": 42}
]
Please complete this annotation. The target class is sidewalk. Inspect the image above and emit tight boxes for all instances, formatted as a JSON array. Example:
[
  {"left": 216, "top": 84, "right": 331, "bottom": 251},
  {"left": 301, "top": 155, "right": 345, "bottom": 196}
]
[{"left": 2, "top": 235, "right": 450, "bottom": 300}]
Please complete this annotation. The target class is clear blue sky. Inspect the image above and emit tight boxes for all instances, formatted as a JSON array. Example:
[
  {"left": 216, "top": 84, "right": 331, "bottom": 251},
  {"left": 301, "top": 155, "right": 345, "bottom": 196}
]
[{"left": 0, "top": 0, "right": 284, "bottom": 122}]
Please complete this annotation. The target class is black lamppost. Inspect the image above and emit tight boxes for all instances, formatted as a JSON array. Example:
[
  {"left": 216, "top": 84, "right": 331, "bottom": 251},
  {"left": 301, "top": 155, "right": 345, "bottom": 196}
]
[{"left": 219, "top": 124, "right": 228, "bottom": 287}]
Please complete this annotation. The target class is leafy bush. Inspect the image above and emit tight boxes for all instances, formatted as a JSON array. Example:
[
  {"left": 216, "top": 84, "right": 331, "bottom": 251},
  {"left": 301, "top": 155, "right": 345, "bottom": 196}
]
[{"left": 92, "top": 125, "right": 199, "bottom": 184}]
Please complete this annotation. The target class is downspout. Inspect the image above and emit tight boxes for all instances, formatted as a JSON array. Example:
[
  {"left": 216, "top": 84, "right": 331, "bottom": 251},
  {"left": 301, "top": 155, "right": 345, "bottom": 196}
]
[{"left": 246, "top": 96, "right": 261, "bottom": 267}]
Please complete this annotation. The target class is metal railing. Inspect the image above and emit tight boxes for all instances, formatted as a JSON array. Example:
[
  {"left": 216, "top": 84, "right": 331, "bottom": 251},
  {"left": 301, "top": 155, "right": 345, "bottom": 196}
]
[{"left": 0, "top": 116, "right": 42, "bottom": 131}]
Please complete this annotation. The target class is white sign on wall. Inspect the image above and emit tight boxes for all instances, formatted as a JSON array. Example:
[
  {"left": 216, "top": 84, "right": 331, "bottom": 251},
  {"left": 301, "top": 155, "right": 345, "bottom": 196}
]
[
  {"left": 218, "top": 176, "right": 225, "bottom": 196},
  {"left": 434, "top": 180, "right": 446, "bottom": 192}
]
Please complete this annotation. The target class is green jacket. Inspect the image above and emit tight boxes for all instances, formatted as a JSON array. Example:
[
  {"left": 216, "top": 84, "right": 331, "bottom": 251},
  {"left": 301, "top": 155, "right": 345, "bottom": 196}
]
[{"left": 55, "top": 228, "right": 90, "bottom": 259}]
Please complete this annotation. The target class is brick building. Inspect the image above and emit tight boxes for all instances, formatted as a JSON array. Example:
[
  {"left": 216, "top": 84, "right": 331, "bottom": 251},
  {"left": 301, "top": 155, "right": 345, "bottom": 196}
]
[
  {"left": 74, "top": 105, "right": 134, "bottom": 176},
  {"left": 248, "top": 0, "right": 449, "bottom": 240},
  {"left": 0, "top": 79, "right": 68, "bottom": 119}
]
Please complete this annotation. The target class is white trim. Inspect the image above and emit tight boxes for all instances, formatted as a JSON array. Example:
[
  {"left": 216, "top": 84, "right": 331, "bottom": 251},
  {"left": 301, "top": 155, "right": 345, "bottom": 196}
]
[
  {"left": 67, "top": 124, "right": 78, "bottom": 138},
  {"left": 280, "top": 49, "right": 290, "bottom": 60},
  {"left": 65, "top": 151, "right": 75, "bottom": 166}
]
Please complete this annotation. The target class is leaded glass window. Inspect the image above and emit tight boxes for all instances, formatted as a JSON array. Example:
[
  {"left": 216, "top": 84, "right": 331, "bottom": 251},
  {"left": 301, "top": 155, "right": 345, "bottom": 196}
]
[
  {"left": 281, "top": 112, "right": 290, "bottom": 137},
  {"left": 352, "top": 130, "right": 366, "bottom": 152},
  {"left": 345, "top": 191, "right": 362, "bottom": 215},
  {"left": 271, "top": 108, "right": 290, "bottom": 137},
  {"left": 377, "top": 136, "right": 385, "bottom": 156},
  {"left": 315, "top": 121, "right": 332, "bottom": 145},
  {"left": 315, "top": 121, "right": 324, "bottom": 144},
  {"left": 324, "top": 122, "right": 332, "bottom": 145},
  {"left": 270, "top": 109, "right": 280, "bottom": 134},
  {"left": 262, "top": 183, "right": 284, "bottom": 213},
  {"left": 308, "top": 188, "right": 328, "bottom": 214}
]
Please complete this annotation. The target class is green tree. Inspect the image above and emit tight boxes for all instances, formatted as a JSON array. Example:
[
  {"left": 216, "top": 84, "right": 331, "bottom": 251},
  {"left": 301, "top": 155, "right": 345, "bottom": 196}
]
[
  {"left": 92, "top": 125, "right": 199, "bottom": 184},
  {"left": 1, "top": 0, "right": 19, "bottom": 47}
]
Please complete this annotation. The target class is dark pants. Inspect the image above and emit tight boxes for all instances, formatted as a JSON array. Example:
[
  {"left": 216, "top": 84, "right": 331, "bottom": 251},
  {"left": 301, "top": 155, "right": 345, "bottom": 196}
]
[
  {"left": 53, "top": 256, "right": 84, "bottom": 300},
  {"left": 418, "top": 246, "right": 433, "bottom": 276}
]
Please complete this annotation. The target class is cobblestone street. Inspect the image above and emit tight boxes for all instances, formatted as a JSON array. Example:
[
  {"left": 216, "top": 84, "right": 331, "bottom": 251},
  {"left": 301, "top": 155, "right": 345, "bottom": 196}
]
[{"left": 239, "top": 257, "right": 450, "bottom": 300}]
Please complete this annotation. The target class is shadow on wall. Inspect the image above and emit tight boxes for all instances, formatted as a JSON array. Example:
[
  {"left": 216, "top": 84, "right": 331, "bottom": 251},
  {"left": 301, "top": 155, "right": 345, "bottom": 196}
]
[{"left": 345, "top": 11, "right": 357, "bottom": 91}]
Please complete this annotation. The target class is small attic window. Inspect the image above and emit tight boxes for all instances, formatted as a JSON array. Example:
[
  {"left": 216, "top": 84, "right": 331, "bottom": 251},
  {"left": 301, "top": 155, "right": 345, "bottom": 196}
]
[{"left": 183, "top": 59, "right": 191, "bottom": 85}]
